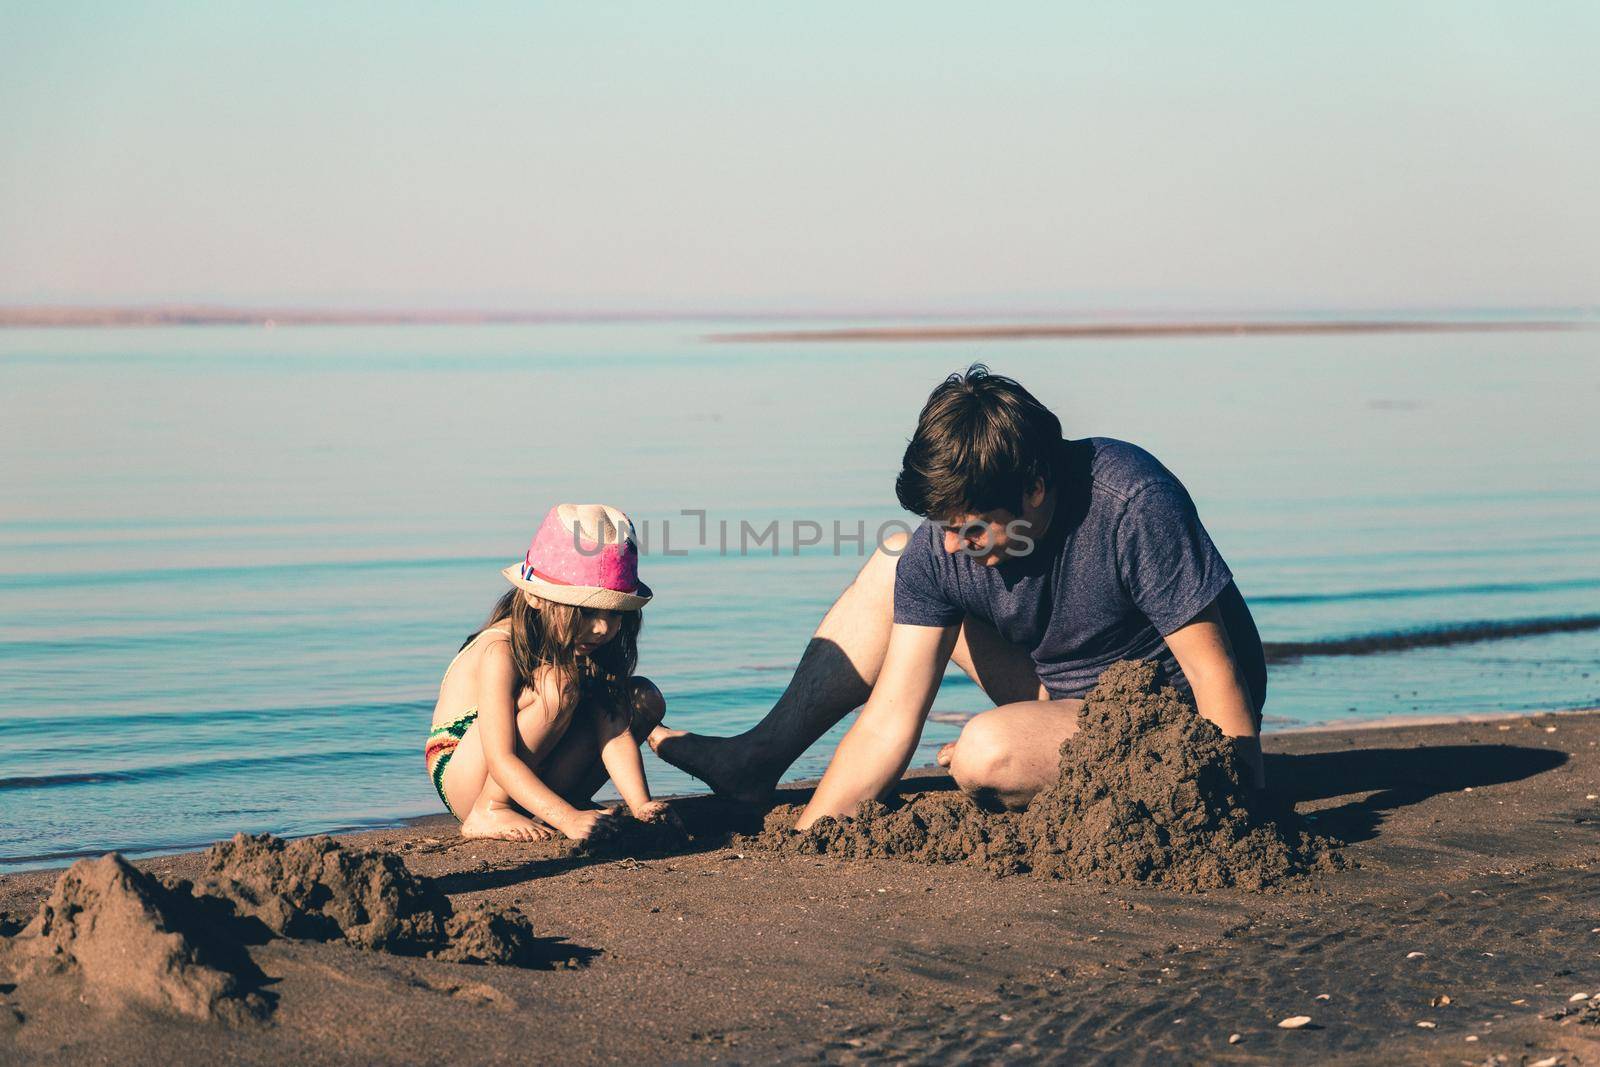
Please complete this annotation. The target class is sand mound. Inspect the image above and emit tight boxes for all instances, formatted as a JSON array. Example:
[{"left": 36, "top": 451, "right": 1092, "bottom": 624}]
[
  {"left": 194, "top": 833, "right": 452, "bottom": 952},
  {"left": 0, "top": 854, "right": 267, "bottom": 1024},
  {"left": 577, "top": 809, "right": 693, "bottom": 858},
  {"left": 194, "top": 832, "right": 551, "bottom": 965},
  {"left": 1018, "top": 659, "right": 1338, "bottom": 887},
  {"left": 0, "top": 834, "right": 574, "bottom": 1025},
  {"left": 437, "top": 903, "right": 544, "bottom": 965},
  {"left": 764, "top": 660, "right": 1339, "bottom": 890},
  {"left": 781, "top": 796, "right": 1029, "bottom": 872}
]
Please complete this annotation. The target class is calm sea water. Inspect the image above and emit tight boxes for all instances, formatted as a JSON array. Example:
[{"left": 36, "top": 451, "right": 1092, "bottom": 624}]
[{"left": 2, "top": 321, "right": 1597, "bottom": 870}]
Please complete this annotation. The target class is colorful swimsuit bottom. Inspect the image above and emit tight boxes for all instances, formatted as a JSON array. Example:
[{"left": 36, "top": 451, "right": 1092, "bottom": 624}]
[
  {"left": 425, "top": 627, "right": 511, "bottom": 820},
  {"left": 424, "top": 708, "right": 478, "bottom": 819}
]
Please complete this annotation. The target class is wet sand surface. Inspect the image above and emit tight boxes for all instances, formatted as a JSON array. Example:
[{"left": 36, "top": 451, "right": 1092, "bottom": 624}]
[{"left": 3, "top": 710, "right": 1600, "bottom": 1065}]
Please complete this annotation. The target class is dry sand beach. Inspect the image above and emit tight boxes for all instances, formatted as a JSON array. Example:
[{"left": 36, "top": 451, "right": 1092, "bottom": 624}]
[{"left": 4, "top": 701, "right": 1600, "bottom": 1066}]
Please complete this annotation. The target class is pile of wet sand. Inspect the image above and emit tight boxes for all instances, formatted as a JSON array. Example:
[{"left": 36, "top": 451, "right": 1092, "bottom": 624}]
[
  {"left": 193, "top": 832, "right": 543, "bottom": 964},
  {"left": 760, "top": 660, "right": 1340, "bottom": 890},
  {"left": 576, "top": 808, "right": 692, "bottom": 857},
  {"left": 0, "top": 833, "right": 555, "bottom": 1025},
  {"left": 0, "top": 853, "right": 270, "bottom": 1024}
]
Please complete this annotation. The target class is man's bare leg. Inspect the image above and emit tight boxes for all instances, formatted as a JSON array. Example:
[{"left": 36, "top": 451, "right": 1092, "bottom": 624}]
[
  {"left": 650, "top": 536, "right": 905, "bottom": 802},
  {"left": 943, "top": 698, "right": 1084, "bottom": 810},
  {"left": 935, "top": 612, "right": 1047, "bottom": 768},
  {"left": 651, "top": 532, "right": 1047, "bottom": 803}
]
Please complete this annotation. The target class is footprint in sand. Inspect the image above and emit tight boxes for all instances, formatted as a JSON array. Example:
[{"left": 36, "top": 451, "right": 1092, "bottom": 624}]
[
  {"left": 296, "top": 958, "right": 516, "bottom": 1010},
  {"left": 411, "top": 975, "right": 517, "bottom": 1010}
]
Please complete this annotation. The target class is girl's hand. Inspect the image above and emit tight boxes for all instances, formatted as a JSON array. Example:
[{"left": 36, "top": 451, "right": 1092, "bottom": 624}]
[
  {"left": 560, "top": 807, "right": 620, "bottom": 843},
  {"left": 630, "top": 799, "right": 682, "bottom": 829}
]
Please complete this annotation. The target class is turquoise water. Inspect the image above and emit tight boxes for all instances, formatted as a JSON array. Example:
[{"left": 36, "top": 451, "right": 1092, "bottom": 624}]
[{"left": 1, "top": 322, "right": 1597, "bottom": 870}]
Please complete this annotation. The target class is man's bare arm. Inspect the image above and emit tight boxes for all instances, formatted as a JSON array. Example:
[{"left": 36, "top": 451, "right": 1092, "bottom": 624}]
[
  {"left": 794, "top": 622, "right": 958, "bottom": 830},
  {"left": 1163, "top": 600, "right": 1265, "bottom": 788}
]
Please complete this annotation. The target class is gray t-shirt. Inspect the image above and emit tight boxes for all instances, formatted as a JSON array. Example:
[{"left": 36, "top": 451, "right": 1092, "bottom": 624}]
[{"left": 893, "top": 437, "right": 1265, "bottom": 708}]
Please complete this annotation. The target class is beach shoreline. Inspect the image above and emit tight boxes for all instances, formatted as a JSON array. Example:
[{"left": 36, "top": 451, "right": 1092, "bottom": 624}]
[
  {"left": 5, "top": 707, "right": 1600, "bottom": 1063},
  {"left": 6, "top": 702, "right": 1595, "bottom": 876},
  {"left": 7, "top": 702, "right": 1595, "bottom": 876}
]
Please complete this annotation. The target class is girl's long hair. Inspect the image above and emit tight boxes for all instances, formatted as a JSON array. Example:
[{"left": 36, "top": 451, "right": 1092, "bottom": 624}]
[{"left": 466, "top": 590, "right": 640, "bottom": 713}]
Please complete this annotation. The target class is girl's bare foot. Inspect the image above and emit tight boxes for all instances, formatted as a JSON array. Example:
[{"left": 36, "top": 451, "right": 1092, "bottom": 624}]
[
  {"left": 649, "top": 726, "right": 778, "bottom": 806},
  {"left": 936, "top": 741, "right": 956, "bottom": 768},
  {"left": 461, "top": 799, "right": 557, "bottom": 842}
]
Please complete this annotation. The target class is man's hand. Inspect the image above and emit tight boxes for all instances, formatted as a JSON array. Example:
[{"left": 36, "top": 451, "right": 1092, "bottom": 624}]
[
  {"left": 1230, "top": 736, "right": 1265, "bottom": 791},
  {"left": 794, "top": 623, "right": 958, "bottom": 830},
  {"left": 1163, "top": 601, "right": 1265, "bottom": 789}
]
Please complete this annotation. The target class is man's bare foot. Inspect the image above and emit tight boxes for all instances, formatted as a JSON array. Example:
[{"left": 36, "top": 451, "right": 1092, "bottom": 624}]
[
  {"left": 461, "top": 799, "right": 557, "bottom": 842},
  {"left": 648, "top": 726, "right": 778, "bottom": 806},
  {"left": 935, "top": 741, "right": 956, "bottom": 768}
]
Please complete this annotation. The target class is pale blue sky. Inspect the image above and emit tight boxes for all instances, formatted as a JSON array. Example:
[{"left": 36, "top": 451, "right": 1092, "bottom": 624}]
[{"left": 1, "top": 2, "right": 1596, "bottom": 311}]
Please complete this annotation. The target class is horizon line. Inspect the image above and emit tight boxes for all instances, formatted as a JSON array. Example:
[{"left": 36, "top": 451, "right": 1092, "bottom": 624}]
[{"left": 2, "top": 303, "right": 1597, "bottom": 330}]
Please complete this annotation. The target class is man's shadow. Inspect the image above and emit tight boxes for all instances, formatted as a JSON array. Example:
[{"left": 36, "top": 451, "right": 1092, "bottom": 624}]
[{"left": 1262, "top": 744, "right": 1566, "bottom": 843}]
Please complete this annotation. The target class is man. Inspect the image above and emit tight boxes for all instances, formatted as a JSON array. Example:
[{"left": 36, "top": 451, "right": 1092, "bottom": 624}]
[{"left": 652, "top": 365, "right": 1266, "bottom": 829}]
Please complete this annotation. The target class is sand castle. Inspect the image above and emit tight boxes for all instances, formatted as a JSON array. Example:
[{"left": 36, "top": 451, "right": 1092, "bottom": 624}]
[{"left": 762, "top": 660, "right": 1340, "bottom": 890}]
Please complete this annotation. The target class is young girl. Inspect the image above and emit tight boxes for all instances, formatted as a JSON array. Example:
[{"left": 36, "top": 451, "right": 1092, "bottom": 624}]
[{"left": 425, "top": 503, "right": 674, "bottom": 842}]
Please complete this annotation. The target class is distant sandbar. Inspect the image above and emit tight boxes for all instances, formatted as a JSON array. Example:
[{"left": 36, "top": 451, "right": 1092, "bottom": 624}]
[
  {"left": 707, "top": 320, "right": 1587, "bottom": 343},
  {"left": 0, "top": 306, "right": 711, "bottom": 328}
]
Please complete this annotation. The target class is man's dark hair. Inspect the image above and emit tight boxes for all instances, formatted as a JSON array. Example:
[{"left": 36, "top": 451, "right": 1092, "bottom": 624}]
[{"left": 895, "top": 364, "right": 1062, "bottom": 520}]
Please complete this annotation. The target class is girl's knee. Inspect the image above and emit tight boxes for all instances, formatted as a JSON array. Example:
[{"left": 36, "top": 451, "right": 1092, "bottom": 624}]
[{"left": 529, "top": 665, "right": 581, "bottom": 716}]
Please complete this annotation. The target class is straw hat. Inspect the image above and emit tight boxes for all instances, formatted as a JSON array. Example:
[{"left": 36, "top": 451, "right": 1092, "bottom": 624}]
[{"left": 501, "top": 504, "right": 652, "bottom": 611}]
